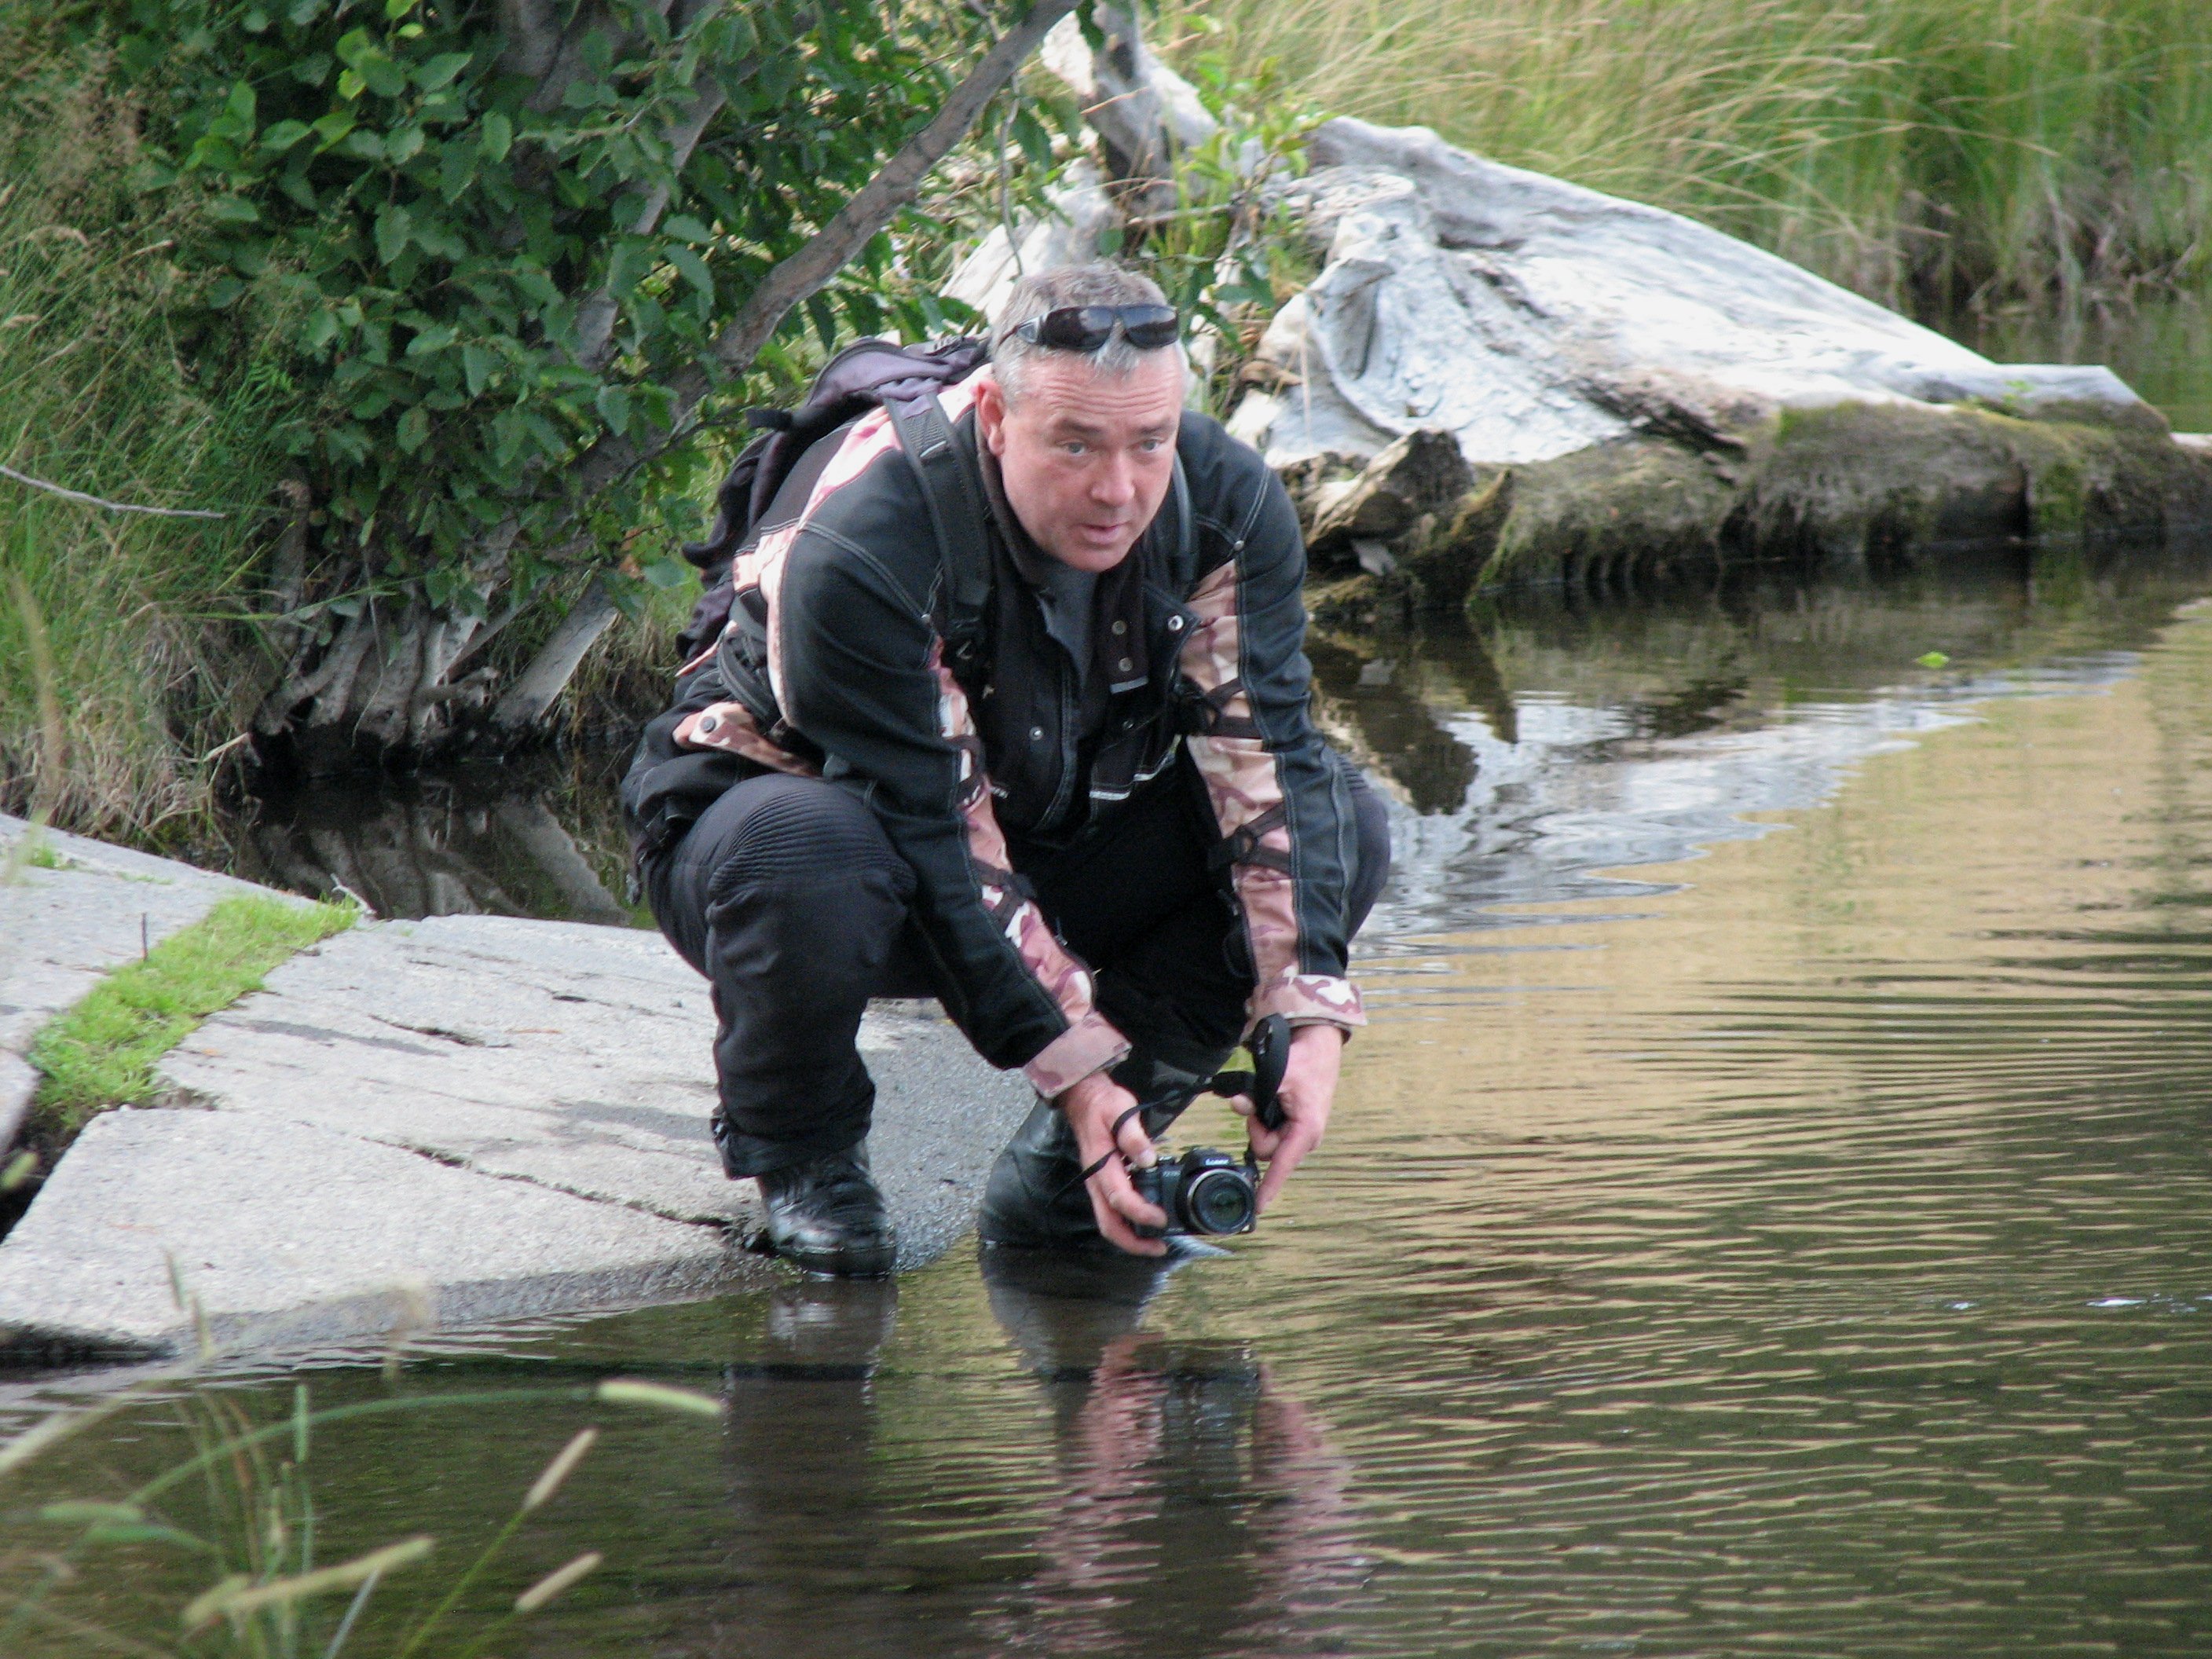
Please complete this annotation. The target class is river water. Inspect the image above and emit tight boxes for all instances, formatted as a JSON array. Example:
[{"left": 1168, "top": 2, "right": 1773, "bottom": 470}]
[{"left": 9, "top": 533, "right": 2212, "bottom": 1655}]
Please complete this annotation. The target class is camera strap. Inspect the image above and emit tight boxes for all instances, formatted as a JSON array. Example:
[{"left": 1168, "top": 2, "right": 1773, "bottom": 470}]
[{"left": 1058, "top": 1100, "right": 1152, "bottom": 1200}]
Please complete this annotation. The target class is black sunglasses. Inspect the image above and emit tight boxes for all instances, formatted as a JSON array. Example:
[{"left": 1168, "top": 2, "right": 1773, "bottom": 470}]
[{"left": 1013, "top": 304, "right": 1181, "bottom": 353}]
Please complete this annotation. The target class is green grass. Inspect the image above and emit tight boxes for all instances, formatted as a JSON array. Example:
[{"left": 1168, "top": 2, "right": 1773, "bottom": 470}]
[
  {"left": 26, "top": 893, "right": 355, "bottom": 1147},
  {"left": 0, "top": 13, "right": 302, "bottom": 843},
  {"left": 0, "top": 1375, "right": 724, "bottom": 1657},
  {"left": 1166, "top": 0, "right": 2212, "bottom": 313}
]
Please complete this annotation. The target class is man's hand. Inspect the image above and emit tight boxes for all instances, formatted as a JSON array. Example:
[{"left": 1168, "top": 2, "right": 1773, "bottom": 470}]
[
  {"left": 1057, "top": 1071, "right": 1170, "bottom": 1256},
  {"left": 1231, "top": 1024, "right": 1345, "bottom": 1212}
]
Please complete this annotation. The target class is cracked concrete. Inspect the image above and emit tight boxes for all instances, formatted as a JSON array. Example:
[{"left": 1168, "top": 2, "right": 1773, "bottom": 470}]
[{"left": 0, "top": 817, "right": 1034, "bottom": 1364}]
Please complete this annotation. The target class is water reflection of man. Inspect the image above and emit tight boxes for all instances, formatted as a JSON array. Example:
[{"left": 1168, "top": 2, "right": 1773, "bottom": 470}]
[
  {"left": 624, "top": 264, "right": 1389, "bottom": 1273},
  {"left": 702, "top": 1265, "right": 1364, "bottom": 1657},
  {"left": 977, "top": 1251, "right": 1367, "bottom": 1655}
]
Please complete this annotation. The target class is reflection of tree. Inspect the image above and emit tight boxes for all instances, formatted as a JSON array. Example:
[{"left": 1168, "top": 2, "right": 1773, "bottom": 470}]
[
  {"left": 1306, "top": 635, "right": 1487, "bottom": 814},
  {"left": 978, "top": 1252, "right": 1366, "bottom": 1657},
  {"left": 222, "top": 761, "right": 642, "bottom": 924}
]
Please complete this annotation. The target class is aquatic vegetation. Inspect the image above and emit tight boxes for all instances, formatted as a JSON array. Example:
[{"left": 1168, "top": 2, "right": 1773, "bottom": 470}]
[{"left": 0, "top": 1374, "right": 725, "bottom": 1656}]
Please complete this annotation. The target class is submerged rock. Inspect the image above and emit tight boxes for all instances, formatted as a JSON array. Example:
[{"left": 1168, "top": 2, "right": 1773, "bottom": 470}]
[{"left": 1227, "top": 119, "right": 2212, "bottom": 613}]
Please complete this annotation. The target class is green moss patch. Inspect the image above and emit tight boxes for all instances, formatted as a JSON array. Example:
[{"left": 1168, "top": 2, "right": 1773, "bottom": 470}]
[{"left": 26, "top": 895, "right": 356, "bottom": 1149}]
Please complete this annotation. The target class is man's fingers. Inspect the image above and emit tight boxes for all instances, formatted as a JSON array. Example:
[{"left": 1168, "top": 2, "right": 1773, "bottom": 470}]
[
  {"left": 1245, "top": 1115, "right": 1284, "bottom": 1160},
  {"left": 1254, "top": 1122, "right": 1320, "bottom": 1214},
  {"left": 1114, "top": 1111, "right": 1156, "bottom": 1170},
  {"left": 1096, "top": 1159, "right": 1167, "bottom": 1231},
  {"left": 1086, "top": 1162, "right": 1166, "bottom": 1256}
]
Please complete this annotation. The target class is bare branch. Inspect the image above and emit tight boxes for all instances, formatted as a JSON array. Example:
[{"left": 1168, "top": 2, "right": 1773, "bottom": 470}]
[
  {"left": 496, "top": 0, "right": 566, "bottom": 80},
  {"left": 576, "top": 79, "right": 731, "bottom": 372},
  {"left": 0, "top": 462, "right": 229, "bottom": 519},
  {"left": 705, "top": 0, "right": 1079, "bottom": 376},
  {"left": 564, "top": 0, "right": 1080, "bottom": 501},
  {"left": 488, "top": 577, "right": 621, "bottom": 734}
]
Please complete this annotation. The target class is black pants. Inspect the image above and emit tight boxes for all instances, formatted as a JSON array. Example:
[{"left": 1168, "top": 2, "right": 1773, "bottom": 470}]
[{"left": 645, "top": 753, "right": 1391, "bottom": 1175}]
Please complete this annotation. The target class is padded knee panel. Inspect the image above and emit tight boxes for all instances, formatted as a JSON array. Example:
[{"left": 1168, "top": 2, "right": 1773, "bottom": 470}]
[{"left": 707, "top": 776, "right": 913, "bottom": 900}]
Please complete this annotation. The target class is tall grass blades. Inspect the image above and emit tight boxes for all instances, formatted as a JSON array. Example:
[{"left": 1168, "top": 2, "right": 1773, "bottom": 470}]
[
  {"left": 0, "top": 15, "right": 299, "bottom": 841},
  {"left": 0, "top": 1375, "right": 724, "bottom": 1656},
  {"left": 1166, "top": 0, "right": 2212, "bottom": 315}
]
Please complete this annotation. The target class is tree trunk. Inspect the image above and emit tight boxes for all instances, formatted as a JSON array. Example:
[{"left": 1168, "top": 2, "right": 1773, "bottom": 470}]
[{"left": 485, "top": 577, "right": 620, "bottom": 741}]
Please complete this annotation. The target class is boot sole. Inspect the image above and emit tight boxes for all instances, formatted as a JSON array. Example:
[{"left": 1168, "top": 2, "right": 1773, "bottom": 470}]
[{"left": 773, "top": 1238, "right": 898, "bottom": 1277}]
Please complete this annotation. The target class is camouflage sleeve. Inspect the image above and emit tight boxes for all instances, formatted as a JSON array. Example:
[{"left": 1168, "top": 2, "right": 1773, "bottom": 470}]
[{"left": 1177, "top": 467, "right": 1366, "bottom": 1034}]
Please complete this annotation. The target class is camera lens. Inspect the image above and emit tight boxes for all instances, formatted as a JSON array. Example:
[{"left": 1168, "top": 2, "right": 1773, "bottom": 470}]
[{"left": 1181, "top": 1167, "right": 1256, "bottom": 1235}]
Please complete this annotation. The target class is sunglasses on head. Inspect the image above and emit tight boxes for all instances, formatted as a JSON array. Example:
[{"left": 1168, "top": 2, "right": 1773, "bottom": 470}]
[{"left": 1013, "top": 304, "right": 1181, "bottom": 353}]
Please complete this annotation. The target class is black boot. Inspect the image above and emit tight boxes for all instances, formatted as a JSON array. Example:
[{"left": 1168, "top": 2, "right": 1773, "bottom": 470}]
[
  {"left": 976, "top": 1055, "right": 1212, "bottom": 1251},
  {"left": 977, "top": 1097, "right": 1101, "bottom": 1250},
  {"left": 756, "top": 1142, "right": 897, "bottom": 1277}
]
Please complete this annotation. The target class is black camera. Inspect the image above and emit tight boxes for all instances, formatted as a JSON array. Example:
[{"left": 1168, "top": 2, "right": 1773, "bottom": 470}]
[{"left": 1130, "top": 1147, "right": 1258, "bottom": 1238}]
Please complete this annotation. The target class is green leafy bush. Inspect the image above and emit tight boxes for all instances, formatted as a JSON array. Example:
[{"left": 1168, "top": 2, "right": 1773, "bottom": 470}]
[{"left": 113, "top": 0, "right": 1004, "bottom": 600}]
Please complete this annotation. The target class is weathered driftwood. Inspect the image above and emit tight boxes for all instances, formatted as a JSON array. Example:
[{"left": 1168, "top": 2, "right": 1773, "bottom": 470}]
[
  {"left": 946, "top": 20, "right": 2212, "bottom": 622},
  {"left": 1229, "top": 119, "right": 2212, "bottom": 615}
]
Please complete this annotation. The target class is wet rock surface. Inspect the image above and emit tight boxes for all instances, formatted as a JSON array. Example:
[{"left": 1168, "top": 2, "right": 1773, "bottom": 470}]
[{"left": 0, "top": 818, "right": 1032, "bottom": 1364}]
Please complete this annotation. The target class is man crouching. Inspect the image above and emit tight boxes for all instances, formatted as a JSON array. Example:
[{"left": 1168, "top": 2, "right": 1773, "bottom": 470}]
[{"left": 621, "top": 264, "right": 1389, "bottom": 1273}]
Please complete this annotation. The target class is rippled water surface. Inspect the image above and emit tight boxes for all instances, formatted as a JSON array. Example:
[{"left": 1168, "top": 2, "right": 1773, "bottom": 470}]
[{"left": 13, "top": 544, "right": 2212, "bottom": 1657}]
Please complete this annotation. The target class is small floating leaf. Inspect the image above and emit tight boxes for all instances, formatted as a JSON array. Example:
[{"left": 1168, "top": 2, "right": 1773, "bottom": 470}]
[{"left": 1917, "top": 650, "right": 1950, "bottom": 668}]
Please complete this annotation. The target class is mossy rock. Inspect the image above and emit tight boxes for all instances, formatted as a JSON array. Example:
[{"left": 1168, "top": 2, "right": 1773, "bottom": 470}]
[
  {"left": 1448, "top": 397, "right": 2212, "bottom": 601},
  {"left": 1732, "top": 399, "right": 2212, "bottom": 569},
  {"left": 1304, "top": 470, "right": 1514, "bottom": 627},
  {"left": 1479, "top": 438, "right": 1736, "bottom": 594}
]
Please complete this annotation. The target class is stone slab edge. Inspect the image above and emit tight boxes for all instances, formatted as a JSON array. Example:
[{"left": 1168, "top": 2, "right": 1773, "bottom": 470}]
[{"left": 0, "top": 1109, "right": 771, "bottom": 1366}]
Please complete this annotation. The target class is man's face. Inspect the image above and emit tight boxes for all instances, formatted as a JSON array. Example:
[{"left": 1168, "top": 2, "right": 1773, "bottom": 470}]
[{"left": 975, "top": 350, "right": 1183, "bottom": 573}]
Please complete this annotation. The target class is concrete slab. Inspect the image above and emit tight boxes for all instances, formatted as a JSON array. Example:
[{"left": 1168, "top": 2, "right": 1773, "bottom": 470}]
[
  {"left": 0, "top": 1053, "right": 31, "bottom": 1151},
  {"left": 0, "top": 812, "right": 291, "bottom": 1057},
  {"left": 0, "top": 833, "right": 1035, "bottom": 1365},
  {"left": 0, "top": 1108, "right": 744, "bottom": 1361},
  {"left": 156, "top": 916, "right": 1034, "bottom": 1250}
]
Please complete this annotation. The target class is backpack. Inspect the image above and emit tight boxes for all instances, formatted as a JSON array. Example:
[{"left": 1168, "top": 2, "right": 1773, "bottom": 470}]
[{"left": 673, "top": 335, "right": 995, "bottom": 671}]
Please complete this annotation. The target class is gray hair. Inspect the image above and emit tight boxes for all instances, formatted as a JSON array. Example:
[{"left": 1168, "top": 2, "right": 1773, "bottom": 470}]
[{"left": 989, "top": 264, "right": 1179, "bottom": 405}]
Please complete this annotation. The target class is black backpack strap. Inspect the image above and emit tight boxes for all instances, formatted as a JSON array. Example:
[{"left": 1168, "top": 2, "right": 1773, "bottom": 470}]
[{"left": 883, "top": 390, "right": 994, "bottom": 670}]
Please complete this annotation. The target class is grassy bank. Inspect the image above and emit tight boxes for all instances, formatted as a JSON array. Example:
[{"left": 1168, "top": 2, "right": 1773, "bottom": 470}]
[
  {"left": 1170, "top": 0, "right": 2212, "bottom": 313},
  {"left": 0, "top": 14, "right": 307, "bottom": 844},
  {"left": 0, "top": 20, "right": 294, "bottom": 842},
  {"left": 25, "top": 892, "right": 355, "bottom": 1154},
  {"left": 0, "top": 18, "right": 691, "bottom": 844}
]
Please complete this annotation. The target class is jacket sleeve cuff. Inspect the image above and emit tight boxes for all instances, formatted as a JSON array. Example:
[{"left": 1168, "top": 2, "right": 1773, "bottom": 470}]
[
  {"left": 1251, "top": 973, "right": 1366, "bottom": 1031},
  {"left": 1021, "top": 1011, "right": 1133, "bottom": 1098}
]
